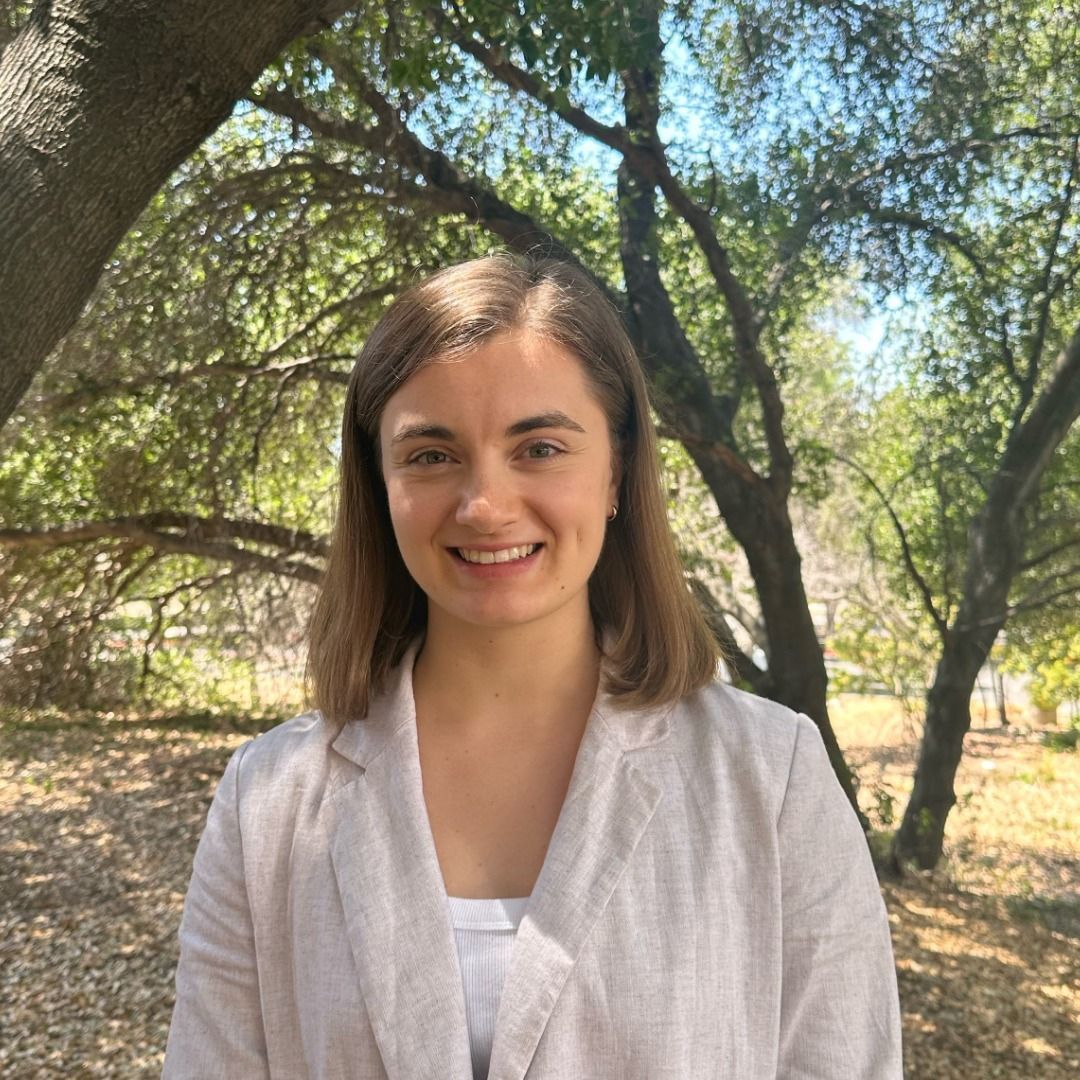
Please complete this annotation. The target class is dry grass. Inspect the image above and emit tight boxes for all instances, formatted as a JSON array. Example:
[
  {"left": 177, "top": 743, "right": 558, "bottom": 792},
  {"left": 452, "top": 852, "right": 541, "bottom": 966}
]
[{"left": 0, "top": 699, "right": 1077, "bottom": 1078}]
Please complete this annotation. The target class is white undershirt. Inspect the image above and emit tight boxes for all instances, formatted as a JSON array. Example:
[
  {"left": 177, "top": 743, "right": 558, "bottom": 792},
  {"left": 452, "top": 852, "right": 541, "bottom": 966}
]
[{"left": 447, "top": 896, "right": 530, "bottom": 1080}]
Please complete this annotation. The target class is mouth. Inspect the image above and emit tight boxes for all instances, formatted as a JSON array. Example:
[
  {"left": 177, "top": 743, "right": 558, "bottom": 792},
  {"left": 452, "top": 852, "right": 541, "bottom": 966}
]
[{"left": 453, "top": 543, "right": 542, "bottom": 565}]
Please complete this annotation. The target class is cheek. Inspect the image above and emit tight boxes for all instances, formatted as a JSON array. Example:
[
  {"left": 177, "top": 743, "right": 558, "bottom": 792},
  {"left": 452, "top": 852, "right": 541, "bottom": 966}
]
[
  {"left": 385, "top": 483, "right": 427, "bottom": 542},
  {"left": 383, "top": 479, "right": 404, "bottom": 526},
  {"left": 574, "top": 487, "right": 609, "bottom": 546}
]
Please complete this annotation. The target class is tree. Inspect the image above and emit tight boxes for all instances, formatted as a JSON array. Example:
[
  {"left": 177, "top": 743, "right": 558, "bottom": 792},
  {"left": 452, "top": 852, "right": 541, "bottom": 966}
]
[
  {"left": 0, "top": 0, "right": 352, "bottom": 428},
  {"left": 3, "top": 0, "right": 884, "bottom": 808},
  {"left": 891, "top": 352, "right": 1080, "bottom": 867},
  {"left": 835, "top": 358, "right": 1079, "bottom": 866},
  {"left": 7, "top": 1, "right": 1078, "bottom": 843},
  {"left": 855, "top": 1, "right": 1080, "bottom": 868}
]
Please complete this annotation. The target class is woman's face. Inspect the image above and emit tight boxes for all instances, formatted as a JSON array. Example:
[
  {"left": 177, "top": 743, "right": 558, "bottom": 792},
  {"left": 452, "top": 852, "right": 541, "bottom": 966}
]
[{"left": 378, "top": 330, "right": 619, "bottom": 639}]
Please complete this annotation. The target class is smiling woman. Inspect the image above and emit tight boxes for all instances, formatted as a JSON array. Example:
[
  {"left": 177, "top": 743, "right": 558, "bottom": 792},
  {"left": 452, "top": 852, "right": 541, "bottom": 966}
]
[
  {"left": 306, "top": 253, "right": 717, "bottom": 727},
  {"left": 380, "top": 332, "right": 618, "bottom": 640},
  {"left": 163, "top": 254, "right": 903, "bottom": 1080}
]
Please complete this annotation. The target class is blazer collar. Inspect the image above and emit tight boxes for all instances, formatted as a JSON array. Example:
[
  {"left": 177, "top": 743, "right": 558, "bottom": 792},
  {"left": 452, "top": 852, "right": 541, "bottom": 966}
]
[
  {"left": 324, "top": 646, "right": 473, "bottom": 1080},
  {"left": 486, "top": 687, "right": 666, "bottom": 1079},
  {"left": 328, "top": 643, "right": 422, "bottom": 770},
  {"left": 325, "top": 642, "right": 670, "bottom": 1080}
]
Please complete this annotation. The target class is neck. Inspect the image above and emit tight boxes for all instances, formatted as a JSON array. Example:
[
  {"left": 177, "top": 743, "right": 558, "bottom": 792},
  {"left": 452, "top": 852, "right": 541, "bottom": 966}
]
[{"left": 413, "top": 612, "right": 602, "bottom": 734}]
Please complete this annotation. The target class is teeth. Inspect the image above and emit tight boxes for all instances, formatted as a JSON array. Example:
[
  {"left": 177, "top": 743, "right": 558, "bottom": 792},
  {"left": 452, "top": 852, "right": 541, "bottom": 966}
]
[{"left": 457, "top": 544, "right": 538, "bottom": 565}]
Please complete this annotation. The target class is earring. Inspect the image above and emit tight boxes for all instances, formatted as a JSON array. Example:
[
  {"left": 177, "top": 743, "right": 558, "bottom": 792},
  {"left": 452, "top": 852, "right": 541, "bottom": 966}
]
[{"left": 607, "top": 504, "right": 619, "bottom": 521}]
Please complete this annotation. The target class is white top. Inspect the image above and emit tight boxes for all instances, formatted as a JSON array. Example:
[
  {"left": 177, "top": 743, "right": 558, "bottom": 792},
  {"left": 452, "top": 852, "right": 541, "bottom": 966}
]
[{"left": 447, "top": 896, "right": 530, "bottom": 1080}]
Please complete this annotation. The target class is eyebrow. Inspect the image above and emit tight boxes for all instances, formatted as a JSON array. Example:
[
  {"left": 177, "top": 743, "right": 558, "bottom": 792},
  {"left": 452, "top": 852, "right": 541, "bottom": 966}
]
[{"left": 390, "top": 411, "right": 587, "bottom": 445}]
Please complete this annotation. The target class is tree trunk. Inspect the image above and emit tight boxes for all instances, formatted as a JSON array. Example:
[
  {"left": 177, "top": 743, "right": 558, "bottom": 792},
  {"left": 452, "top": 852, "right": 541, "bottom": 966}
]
[
  {"left": 692, "top": 453, "right": 851, "bottom": 782},
  {"left": 0, "top": 0, "right": 348, "bottom": 429},
  {"left": 614, "top": 161, "right": 861, "bottom": 815},
  {"left": 892, "top": 630, "right": 993, "bottom": 869},
  {"left": 893, "top": 322, "right": 1080, "bottom": 869},
  {"left": 993, "top": 661, "right": 1008, "bottom": 728}
]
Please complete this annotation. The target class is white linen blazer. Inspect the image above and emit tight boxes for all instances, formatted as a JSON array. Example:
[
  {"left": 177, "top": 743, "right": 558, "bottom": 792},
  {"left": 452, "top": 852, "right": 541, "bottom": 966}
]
[{"left": 163, "top": 649, "right": 903, "bottom": 1079}]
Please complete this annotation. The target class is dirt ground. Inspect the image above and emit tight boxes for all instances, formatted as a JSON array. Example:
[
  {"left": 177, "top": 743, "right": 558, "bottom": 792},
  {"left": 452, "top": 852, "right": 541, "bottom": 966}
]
[
  {"left": 833, "top": 697, "right": 1079, "bottom": 1079},
  {"left": 1, "top": 698, "right": 1076, "bottom": 1078}
]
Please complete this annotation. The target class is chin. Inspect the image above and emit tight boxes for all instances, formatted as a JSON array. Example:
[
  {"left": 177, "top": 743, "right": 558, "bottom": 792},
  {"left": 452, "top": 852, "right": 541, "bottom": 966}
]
[{"left": 431, "top": 598, "right": 565, "bottom": 634}]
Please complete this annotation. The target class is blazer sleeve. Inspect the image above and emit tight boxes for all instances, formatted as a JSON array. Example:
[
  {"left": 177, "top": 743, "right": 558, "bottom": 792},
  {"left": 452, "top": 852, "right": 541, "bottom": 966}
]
[
  {"left": 775, "top": 714, "right": 903, "bottom": 1079},
  {"left": 163, "top": 741, "right": 270, "bottom": 1079}
]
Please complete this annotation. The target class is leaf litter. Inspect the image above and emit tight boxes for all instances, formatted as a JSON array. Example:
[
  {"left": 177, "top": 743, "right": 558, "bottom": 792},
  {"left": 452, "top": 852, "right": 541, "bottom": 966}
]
[{"left": 0, "top": 702, "right": 1076, "bottom": 1077}]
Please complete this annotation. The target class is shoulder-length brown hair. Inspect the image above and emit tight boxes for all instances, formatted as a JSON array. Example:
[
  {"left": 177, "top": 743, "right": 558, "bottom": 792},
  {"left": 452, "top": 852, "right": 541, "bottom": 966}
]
[{"left": 307, "top": 253, "right": 718, "bottom": 724}]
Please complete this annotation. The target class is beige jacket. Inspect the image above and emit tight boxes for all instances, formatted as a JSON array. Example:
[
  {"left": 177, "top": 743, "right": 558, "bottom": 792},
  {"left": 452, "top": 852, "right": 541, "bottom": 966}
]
[{"left": 163, "top": 650, "right": 902, "bottom": 1079}]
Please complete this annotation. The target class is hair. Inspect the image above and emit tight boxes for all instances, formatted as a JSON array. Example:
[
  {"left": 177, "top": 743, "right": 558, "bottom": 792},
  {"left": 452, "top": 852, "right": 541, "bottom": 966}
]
[{"left": 306, "top": 252, "right": 719, "bottom": 724}]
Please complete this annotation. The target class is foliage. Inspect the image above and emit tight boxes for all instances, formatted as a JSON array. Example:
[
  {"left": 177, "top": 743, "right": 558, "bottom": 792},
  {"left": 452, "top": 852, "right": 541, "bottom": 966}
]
[
  {"left": 1, "top": 0, "right": 1078, "bottom": 731},
  {"left": 0, "top": 0, "right": 32, "bottom": 52},
  {"left": 828, "top": 594, "right": 938, "bottom": 715},
  {"left": 1003, "top": 626, "right": 1080, "bottom": 713}
]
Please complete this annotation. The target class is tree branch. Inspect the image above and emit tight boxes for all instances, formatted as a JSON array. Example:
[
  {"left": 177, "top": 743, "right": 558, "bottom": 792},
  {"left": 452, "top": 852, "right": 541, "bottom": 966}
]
[
  {"left": 1024, "top": 133, "right": 1080, "bottom": 411},
  {"left": 252, "top": 71, "right": 603, "bottom": 289},
  {"left": 997, "top": 319, "right": 1080, "bottom": 509},
  {"left": 843, "top": 122, "right": 1080, "bottom": 192},
  {"left": 0, "top": 513, "right": 327, "bottom": 582},
  {"left": 263, "top": 278, "right": 398, "bottom": 358},
  {"left": 761, "top": 200, "right": 831, "bottom": 318},
  {"left": 429, "top": 4, "right": 632, "bottom": 155},
  {"left": 616, "top": 161, "right": 742, "bottom": 452},
  {"left": 1002, "top": 577, "right": 1080, "bottom": 621},
  {"left": 246, "top": 87, "right": 379, "bottom": 146},
  {"left": 1020, "top": 533, "right": 1080, "bottom": 571},
  {"left": 615, "top": 22, "right": 793, "bottom": 494},
  {"left": 687, "top": 576, "right": 771, "bottom": 695},
  {"left": 846, "top": 196, "right": 984, "bottom": 273},
  {"left": 762, "top": 122, "right": 1080, "bottom": 319},
  {"left": 835, "top": 452, "right": 950, "bottom": 640},
  {"left": 35, "top": 353, "right": 352, "bottom": 413},
  {"left": 656, "top": 425, "right": 761, "bottom": 485}
]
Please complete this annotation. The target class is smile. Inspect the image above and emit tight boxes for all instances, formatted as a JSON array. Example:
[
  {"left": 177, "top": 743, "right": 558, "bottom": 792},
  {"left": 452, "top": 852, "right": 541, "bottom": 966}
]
[{"left": 455, "top": 544, "right": 541, "bottom": 565}]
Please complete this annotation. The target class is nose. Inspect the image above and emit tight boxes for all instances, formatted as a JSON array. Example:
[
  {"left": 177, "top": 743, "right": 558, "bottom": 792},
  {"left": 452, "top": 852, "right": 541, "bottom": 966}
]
[{"left": 455, "top": 465, "right": 518, "bottom": 533}]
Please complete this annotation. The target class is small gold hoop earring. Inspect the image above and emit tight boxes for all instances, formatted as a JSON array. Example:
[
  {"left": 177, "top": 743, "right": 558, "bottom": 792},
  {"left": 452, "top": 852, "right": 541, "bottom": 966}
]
[{"left": 607, "top": 504, "right": 619, "bottom": 521}]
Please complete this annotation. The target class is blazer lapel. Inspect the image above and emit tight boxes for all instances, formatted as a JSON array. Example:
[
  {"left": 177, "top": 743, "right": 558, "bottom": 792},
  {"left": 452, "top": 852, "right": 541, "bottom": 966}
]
[
  {"left": 486, "top": 696, "right": 669, "bottom": 1080},
  {"left": 324, "top": 655, "right": 473, "bottom": 1080}
]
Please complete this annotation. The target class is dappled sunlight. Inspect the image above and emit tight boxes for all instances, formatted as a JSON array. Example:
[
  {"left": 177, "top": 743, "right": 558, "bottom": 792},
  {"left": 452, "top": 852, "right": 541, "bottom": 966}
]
[
  {"left": 911, "top": 921, "right": 1027, "bottom": 968},
  {"left": 1021, "top": 1035, "right": 1064, "bottom": 1057},
  {"left": 885, "top": 875, "right": 1078, "bottom": 1077},
  {"left": 831, "top": 696, "right": 1078, "bottom": 1077},
  {"left": 1, "top": 718, "right": 249, "bottom": 1075},
  {"left": 834, "top": 696, "right": 1080, "bottom": 906}
]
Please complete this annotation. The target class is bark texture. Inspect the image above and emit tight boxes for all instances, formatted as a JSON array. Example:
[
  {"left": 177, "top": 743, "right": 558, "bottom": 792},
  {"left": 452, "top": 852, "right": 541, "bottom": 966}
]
[
  {"left": 893, "top": 323, "right": 1080, "bottom": 868},
  {"left": 0, "top": 0, "right": 349, "bottom": 428}
]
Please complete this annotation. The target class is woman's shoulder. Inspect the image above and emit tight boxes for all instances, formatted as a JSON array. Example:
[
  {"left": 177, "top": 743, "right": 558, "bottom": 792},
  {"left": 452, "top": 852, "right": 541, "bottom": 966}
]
[
  {"left": 666, "top": 679, "right": 831, "bottom": 803},
  {"left": 226, "top": 710, "right": 337, "bottom": 794},
  {"left": 673, "top": 678, "right": 809, "bottom": 751}
]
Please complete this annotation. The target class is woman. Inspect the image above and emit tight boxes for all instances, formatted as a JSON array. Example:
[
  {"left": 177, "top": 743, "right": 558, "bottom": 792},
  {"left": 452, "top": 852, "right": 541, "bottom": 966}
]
[{"left": 164, "top": 254, "right": 902, "bottom": 1079}]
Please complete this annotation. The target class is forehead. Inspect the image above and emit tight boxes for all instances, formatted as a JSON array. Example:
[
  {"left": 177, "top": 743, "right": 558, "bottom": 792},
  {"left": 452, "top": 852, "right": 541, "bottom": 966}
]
[{"left": 380, "top": 333, "right": 606, "bottom": 432}]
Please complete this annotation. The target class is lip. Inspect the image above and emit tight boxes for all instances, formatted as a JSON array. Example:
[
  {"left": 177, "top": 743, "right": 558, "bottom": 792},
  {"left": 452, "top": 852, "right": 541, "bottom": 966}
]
[{"left": 448, "top": 543, "right": 543, "bottom": 578}]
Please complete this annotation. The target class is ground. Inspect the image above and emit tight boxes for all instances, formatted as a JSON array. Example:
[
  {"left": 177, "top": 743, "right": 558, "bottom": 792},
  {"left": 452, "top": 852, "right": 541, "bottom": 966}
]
[
  {"left": 0, "top": 697, "right": 1076, "bottom": 1077},
  {"left": 836, "top": 697, "right": 1078, "bottom": 1079}
]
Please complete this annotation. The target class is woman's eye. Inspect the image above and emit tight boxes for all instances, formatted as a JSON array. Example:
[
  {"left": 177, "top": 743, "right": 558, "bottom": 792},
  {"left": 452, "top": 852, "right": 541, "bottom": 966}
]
[
  {"left": 411, "top": 449, "right": 450, "bottom": 466},
  {"left": 525, "top": 442, "right": 561, "bottom": 460}
]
